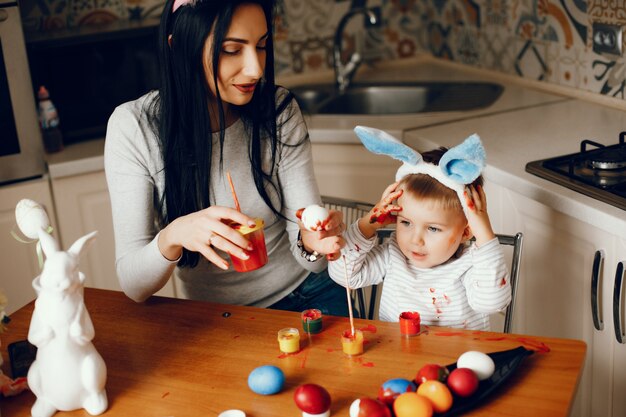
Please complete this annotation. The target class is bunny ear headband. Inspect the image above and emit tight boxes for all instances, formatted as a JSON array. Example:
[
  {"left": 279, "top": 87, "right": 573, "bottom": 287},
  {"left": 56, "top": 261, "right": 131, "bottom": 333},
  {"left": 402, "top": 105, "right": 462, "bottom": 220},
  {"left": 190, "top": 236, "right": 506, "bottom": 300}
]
[{"left": 353, "top": 126, "right": 486, "bottom": 217}]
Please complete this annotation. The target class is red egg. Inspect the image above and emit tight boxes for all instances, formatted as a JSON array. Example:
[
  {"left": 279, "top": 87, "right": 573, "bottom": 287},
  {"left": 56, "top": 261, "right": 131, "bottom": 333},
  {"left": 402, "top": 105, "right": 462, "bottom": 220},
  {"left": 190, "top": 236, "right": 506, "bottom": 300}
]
[
  {"left": 447, "top": 368, "right": 479, "bottom": 397},
  {"left": 294, "top": 384, "right": 331, "bottom": 414},
  {"left": 349, "top": 397, "right": 392, "bottom": 417},
  {"left": 415, "top": 363, "right": 449, "bottom": 384}
]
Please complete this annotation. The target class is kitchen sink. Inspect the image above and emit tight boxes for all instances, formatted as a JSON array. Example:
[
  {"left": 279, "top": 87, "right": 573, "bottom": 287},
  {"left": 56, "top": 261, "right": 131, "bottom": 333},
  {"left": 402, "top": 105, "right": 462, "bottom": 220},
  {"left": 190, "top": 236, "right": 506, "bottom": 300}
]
[{"left": 290, "top": 82, "right": 504, "bottom": 115}]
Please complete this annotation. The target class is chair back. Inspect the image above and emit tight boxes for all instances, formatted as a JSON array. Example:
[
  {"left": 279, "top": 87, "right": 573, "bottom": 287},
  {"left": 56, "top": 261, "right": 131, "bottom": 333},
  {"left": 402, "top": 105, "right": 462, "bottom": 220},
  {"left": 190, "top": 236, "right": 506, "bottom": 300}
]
[
  {"left": 321, "top": 196, "right": 377, "bottom": 319},
  {"left": 321, "top": 196, "right": 522, "bottom": 333},
  {"left": 497, "top": 233, "right": 523, "bottom": 333},
  {"left": 320, "top": 196, "right": 374, "bottom": 226}
]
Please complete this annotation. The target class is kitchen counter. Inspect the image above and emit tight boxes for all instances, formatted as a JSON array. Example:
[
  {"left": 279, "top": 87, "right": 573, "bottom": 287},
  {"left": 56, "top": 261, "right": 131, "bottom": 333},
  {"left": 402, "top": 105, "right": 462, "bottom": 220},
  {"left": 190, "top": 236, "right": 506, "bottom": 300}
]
[
  {"left": 45, "top": 139, "right": 104, "bottom": 179},
  {"left": 45, "top": 55, "right": 567, "bottom": 179},
  {"left": 279, "top": 55, "right": 569, "bottom": 144},
  {"left": 403, "top": 98, "right": 626, "bottom": 236}
]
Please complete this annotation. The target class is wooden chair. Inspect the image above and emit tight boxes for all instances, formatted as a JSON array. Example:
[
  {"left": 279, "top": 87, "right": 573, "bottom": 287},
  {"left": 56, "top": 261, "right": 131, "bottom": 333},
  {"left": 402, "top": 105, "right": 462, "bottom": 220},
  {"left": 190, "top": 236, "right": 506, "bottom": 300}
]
[{"left": 321, "top": 195, "right": 523, "bottom": 333}]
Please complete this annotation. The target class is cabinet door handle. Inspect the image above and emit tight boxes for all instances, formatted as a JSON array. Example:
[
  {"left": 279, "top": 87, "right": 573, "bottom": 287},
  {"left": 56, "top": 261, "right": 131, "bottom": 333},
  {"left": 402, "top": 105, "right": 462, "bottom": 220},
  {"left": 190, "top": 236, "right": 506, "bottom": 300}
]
[
  {"left": 591, "top": 250, "right": 604, "bottom": 330},
  {"left": 613, "top": 262, "right": 625, "bottom": 344}
]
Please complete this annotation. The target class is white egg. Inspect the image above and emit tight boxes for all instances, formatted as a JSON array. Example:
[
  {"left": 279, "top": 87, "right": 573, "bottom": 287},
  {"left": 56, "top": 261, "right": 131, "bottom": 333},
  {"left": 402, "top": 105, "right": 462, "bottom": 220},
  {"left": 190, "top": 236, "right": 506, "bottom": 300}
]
[
  {"left": 456, "top": 351, "right": 495, "bottom": 381},
  {"left": 217, "top": 410, "right": 246, "bottom": 417},
  {"left": 301, "top": 205, "right": 330, "bottom": 231},
  {"left": 15, "top": 199, "right": 50, "bottom": 239},
  {"left": 349, "top": 399, "right": 361, "bottom": 417}
]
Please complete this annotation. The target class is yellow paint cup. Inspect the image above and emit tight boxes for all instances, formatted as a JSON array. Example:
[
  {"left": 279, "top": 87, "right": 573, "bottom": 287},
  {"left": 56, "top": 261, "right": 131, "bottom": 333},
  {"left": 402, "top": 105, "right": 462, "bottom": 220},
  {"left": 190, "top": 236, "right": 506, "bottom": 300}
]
[
  {"left": 277, "top": 327, "right": 300, "bottom": 353},
  {"left": 341, "top": 329, "right": 364, "bottom": 356}
]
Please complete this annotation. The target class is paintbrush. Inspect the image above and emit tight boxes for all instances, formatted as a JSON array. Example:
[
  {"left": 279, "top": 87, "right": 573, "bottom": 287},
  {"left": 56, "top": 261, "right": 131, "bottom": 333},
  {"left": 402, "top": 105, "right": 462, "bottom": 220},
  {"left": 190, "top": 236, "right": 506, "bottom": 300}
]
[
  {"left": 226, "top": 172, "right": 241, "bottom": 212},
  {"left": 343, "top": 255, "right": 355, "bottom": 337}
]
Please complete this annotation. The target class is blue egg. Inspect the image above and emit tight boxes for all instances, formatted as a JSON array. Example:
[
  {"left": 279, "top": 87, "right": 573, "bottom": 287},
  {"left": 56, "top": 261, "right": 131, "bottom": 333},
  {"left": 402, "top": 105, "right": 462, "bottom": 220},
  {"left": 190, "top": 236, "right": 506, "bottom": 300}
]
[
  {"left": 378, "top": 378, "right": 417, "bottom": 406},
  {"left": 247, "top": 365, "right": 285, "bottom": 395}
]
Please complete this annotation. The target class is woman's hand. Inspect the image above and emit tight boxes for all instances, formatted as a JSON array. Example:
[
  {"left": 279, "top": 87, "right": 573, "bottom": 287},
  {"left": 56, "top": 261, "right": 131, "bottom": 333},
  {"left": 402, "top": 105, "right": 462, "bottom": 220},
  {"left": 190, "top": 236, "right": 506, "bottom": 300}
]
[
  {"left": 464, "top": 184, "right": 496, "bottom": 246},
  {"left": 300, "top": 209, "right": 346, "bottom": 261},
  {"left": 158, "top": 206, "right": 258, "bottom": 269},
  {"left": 358, "top": 182, "right": 403, "bottom": 239}
]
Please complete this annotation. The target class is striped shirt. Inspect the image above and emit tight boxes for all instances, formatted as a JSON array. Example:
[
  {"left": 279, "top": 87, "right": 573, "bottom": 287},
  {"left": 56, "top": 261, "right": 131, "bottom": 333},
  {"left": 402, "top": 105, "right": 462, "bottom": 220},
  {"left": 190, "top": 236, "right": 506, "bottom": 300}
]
[{"left": 329, "top": 223, "right": 511, "bottom": 330}]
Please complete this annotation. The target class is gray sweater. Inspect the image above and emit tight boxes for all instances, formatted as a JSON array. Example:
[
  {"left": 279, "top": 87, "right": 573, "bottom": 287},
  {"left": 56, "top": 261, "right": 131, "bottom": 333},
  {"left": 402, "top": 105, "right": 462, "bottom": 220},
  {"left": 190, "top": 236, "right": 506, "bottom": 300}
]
[{"left": 104, "top": 89, "right": 326, "bottom": 307}]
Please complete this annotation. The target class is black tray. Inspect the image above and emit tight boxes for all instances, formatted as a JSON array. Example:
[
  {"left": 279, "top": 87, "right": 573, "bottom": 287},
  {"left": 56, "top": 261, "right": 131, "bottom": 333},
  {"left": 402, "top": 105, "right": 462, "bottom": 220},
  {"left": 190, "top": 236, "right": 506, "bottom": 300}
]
[{"left": 440, "top": 346, "right": 534, "bottom": 416}]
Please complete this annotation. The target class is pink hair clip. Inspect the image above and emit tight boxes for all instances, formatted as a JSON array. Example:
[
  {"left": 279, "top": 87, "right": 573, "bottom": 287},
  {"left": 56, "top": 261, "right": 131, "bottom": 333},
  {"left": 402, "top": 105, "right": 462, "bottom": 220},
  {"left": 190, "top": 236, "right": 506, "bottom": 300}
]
[{"left": 172, "top": 0, "right": 193, "bottom": 13}]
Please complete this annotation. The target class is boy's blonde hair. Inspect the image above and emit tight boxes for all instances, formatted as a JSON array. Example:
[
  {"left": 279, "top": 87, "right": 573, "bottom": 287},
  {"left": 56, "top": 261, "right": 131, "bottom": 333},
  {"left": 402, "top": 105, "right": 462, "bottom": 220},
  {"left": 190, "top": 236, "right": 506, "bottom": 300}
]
[{"left": 398, "top": 147, "right": 484, "bottom": 216}]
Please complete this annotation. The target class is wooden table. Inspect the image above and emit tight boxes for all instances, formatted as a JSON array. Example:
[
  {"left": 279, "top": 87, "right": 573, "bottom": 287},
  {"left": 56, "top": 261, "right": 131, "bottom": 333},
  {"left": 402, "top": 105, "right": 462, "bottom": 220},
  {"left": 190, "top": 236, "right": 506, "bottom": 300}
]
[{"left": 1, "top": 289, "right": 585, "bottom": 416}]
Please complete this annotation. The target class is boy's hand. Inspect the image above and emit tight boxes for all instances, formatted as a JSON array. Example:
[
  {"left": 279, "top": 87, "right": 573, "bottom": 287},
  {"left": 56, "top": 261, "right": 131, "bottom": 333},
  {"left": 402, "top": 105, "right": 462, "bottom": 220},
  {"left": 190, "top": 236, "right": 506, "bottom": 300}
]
[
  {"left": 464, "top": 185, "right": 495, "bottom": 246},
  {"left": 358, "top": 182, "right": 403, "bottom": 239}
]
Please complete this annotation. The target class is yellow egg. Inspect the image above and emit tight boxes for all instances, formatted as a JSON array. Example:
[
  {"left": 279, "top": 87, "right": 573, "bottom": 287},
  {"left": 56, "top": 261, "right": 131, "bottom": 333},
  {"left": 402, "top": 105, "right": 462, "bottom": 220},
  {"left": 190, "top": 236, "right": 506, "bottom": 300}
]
[
  {"left": 416, "top": 380, "right": 453, "bottom": 413},
  {"left": 393, "top": 392, "right": 433, "bottom": 417}
]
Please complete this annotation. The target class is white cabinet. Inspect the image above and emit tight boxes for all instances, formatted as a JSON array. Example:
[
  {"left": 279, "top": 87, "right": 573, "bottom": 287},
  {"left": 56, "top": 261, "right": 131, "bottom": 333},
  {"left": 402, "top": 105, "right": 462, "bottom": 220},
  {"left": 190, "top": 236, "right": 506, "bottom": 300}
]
[
  {"left": 485, "top": 179, "right": 625, "bottom": 417},
  {"left": 609, "top": 236, "right": 626, "bottom": 417},
  {"left": 311, "top": 143, "right": 401, "bottom": 204},
  {"left": 0, "top": 177, "right": 57, "bottom": 314},
  {"left": 50, "top": 171, "right": 177, "bottom": 298}
]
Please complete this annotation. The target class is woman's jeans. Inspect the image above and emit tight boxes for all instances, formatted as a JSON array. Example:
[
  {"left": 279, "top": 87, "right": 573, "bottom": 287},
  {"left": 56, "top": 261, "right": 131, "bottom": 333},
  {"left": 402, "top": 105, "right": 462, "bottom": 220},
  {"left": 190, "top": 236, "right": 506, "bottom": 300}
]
[{"left": 268, "top": 269, "right": 349, "bottom": 317}]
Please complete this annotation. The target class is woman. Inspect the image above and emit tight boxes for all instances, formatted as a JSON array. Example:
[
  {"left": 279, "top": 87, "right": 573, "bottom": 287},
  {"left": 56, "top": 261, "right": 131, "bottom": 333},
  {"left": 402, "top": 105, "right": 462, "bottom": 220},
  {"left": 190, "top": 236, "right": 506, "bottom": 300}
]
[{"left": 104, "top": 0, "right": 348, "bottom": 315}]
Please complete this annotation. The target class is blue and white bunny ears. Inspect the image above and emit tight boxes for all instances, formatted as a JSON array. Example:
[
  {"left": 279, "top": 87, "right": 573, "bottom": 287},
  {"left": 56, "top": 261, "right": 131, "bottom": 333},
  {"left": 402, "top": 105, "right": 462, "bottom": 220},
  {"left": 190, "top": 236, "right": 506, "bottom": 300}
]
[{"left": 353, "top": 126, "right": 486, "bottom": 216}]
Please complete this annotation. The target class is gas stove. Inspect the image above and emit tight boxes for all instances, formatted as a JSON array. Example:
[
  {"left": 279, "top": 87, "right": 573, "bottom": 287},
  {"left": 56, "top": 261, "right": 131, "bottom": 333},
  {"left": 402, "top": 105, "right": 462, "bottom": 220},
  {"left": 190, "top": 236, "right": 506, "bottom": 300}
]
[{"left": 525, "top": 132, "right": 626, "bottom": 211}]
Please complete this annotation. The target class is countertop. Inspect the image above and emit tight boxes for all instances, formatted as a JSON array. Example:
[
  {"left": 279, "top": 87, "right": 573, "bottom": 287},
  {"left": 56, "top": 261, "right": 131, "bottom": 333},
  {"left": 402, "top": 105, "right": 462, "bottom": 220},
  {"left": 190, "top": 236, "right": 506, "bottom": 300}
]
[
  {"left": 279, "top": 56, "right": 569, "bottom": 143},
  {"left": 403, "top": 99, "right": 626, "bottom": 237},
  {"left": 45, "top": 55, "right": 567, "bottom": 178}
]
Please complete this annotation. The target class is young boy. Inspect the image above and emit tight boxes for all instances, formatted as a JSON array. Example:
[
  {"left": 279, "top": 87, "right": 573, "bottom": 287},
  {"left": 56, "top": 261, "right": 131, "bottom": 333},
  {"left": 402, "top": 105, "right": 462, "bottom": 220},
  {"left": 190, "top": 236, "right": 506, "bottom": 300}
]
[{"left": 329, "top": 132, "right": 510, "bottom": 330}]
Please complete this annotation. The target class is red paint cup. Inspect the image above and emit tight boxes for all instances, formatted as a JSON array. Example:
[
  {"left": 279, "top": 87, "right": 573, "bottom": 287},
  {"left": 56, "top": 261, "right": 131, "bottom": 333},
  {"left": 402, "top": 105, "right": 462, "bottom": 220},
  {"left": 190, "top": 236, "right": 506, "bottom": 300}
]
[
  {"left": 229, "top": 218, "right": 268, "bottom": 272},
  {"left": 399, "top": 311, "right": 421, "bottom": 336},
  {"left": 301, "top": 309, "right": 323, "bottom": 334}
]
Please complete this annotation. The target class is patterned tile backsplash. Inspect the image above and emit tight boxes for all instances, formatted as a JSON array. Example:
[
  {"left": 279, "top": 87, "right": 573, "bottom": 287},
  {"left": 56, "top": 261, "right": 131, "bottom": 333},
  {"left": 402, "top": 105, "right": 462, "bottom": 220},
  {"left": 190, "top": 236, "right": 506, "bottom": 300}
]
[{"left": 19, "top": 0, "right": 626, "bottom": 101}]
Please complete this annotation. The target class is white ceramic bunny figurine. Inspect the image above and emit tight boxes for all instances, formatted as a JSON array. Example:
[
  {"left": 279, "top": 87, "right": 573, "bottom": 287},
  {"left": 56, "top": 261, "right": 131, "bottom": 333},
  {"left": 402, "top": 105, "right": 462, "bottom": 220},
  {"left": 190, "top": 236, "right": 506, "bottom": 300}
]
[{"left": 15, "top": 199, "right": 108, "bottom": 417}]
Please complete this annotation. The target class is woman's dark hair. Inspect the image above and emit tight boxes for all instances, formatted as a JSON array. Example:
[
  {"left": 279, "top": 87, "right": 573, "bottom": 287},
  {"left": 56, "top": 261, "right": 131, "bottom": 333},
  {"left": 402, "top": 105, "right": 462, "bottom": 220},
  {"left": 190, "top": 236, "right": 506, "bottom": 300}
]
[
  {"left": 398, "top": 147, "right": 484, "bottom": 216},
  {"left": 147, "top": 0, "right": 294, "bottom": 267}
]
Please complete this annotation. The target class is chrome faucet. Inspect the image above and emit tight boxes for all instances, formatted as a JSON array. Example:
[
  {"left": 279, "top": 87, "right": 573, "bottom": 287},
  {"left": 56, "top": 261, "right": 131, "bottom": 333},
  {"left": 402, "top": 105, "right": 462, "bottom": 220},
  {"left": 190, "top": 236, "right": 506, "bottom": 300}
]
[{"left": 333, "top": 7, "right": 378, "bottom": 94}]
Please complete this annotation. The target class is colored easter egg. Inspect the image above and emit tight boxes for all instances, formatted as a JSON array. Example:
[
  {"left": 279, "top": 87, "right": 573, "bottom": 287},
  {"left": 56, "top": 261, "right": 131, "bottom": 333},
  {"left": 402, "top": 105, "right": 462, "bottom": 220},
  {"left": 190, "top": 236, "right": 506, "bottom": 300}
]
[
  {"left": 456, "top": 351, "right": 495, "bottom": 381},
  {"left": 447, "top": 368, "right": 479, "bottom": 397},
  {"left": 349, "top": 397, "right": 392, "bottom": 417},
  {"left": 415, "top": 363, "right": 449, "bottom": 384},
  {"left": 377, "top": 378, "right": 417, "bottom": 406},
  {"left": 247, "top": 365, "right": 284, "bottom": 395},
  {"left": 300, "top": 205, "right": 330, "bottom": 231},
  {"left": 416, "top": 381, "right": 453, "bottom": 413},
  {"left": 393, "top": 393, "right": 433, "bottom": 417},
  {"left": 294, "top": 384, "right": 331, "bottom": 414}
]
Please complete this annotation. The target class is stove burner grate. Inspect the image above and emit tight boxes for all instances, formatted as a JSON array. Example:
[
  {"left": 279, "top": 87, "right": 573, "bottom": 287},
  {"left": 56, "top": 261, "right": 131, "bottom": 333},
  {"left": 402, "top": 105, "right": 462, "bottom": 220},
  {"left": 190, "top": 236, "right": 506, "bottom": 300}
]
[
  {"left": 587, "top": 147, "right": 626, "bottom": 170},
  {"left": 525, "top": 132, "right": 626, "bottom": 211}
]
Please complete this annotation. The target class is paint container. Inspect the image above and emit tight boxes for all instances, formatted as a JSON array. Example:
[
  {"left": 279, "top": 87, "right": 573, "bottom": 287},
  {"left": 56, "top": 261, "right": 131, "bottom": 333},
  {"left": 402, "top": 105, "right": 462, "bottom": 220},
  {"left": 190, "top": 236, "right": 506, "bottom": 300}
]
[
  {"left": 399, "top": 311, "right": 421, "bottom": 336},
  {"left": 301, "top": 309, "right": 323, "bottom": 334},
  {"left": 277, "top": 328, "right": 300, "bottom": 353},
  {"left": 341, "top": 329, "right": 364, "bottom": 356},
  {"left": 230, "top": 218, "right": 268, "bottom": 272}
]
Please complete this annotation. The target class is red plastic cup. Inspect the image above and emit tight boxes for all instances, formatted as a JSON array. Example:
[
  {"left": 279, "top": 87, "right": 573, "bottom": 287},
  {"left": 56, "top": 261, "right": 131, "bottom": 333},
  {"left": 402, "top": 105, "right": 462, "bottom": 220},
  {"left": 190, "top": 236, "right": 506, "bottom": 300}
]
[
  {"left": 399, "top": 311, "right": 421, "bottom": 336},
  {"left": 229, "top": 218, "right": 268, "bottom": 272}
]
